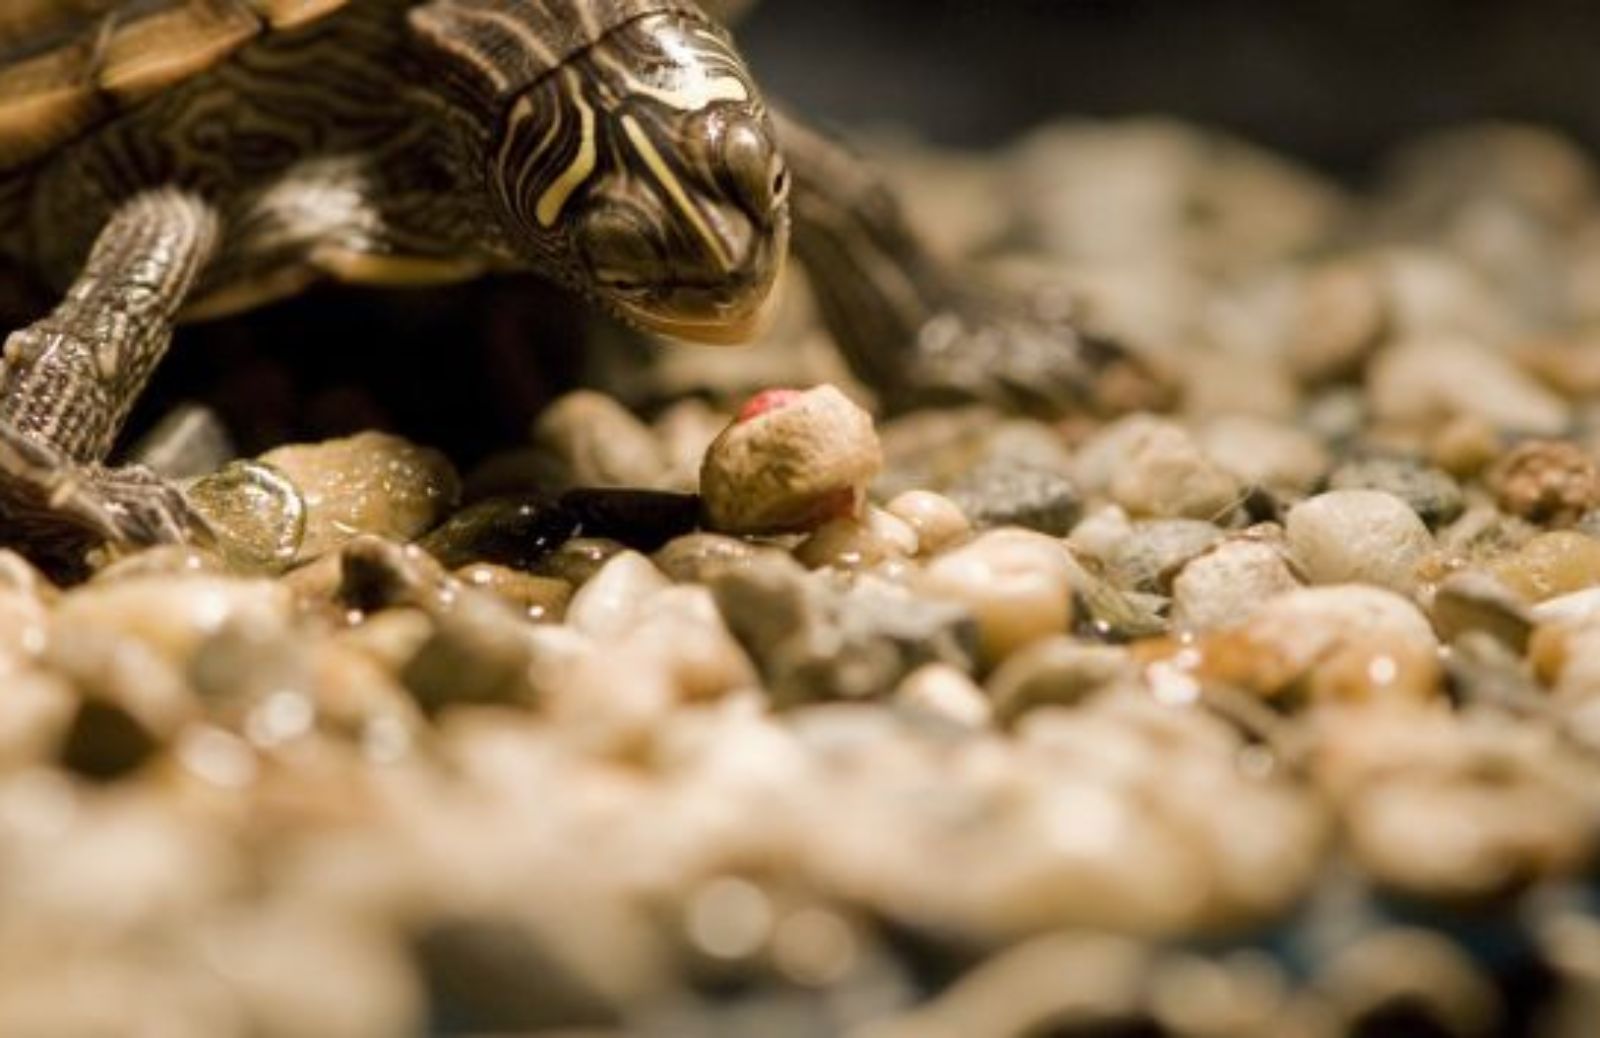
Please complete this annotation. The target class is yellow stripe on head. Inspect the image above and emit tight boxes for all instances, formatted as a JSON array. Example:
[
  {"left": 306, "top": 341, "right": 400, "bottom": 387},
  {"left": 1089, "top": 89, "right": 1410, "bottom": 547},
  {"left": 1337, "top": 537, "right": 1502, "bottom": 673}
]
[
  {"left": 535, "top": 73, "right": 597, "bottom": 228},
  {"left": 620, "top": 112, "right": 733, "bottom": 271}
]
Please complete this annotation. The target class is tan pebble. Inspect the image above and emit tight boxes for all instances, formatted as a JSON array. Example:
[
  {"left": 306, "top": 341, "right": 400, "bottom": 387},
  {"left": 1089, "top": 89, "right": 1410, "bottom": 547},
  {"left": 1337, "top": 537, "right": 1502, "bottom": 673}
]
[
  {"left": 1318, "top": 929, "right": 1501, "bottom": 1034},
  {"left": 454, "top": 564, "right": 571, "bottom": 622},
  {"left": 895, "top": 663, "right": 992, "bottom": 729},
  {"left": 0, "top": 587, "right": 49, "bottom": 663},
  {"left": 541, "top": 643, "right": 677, "bottom": 757},
  {"left": 653, "top": 397, "right": 731, "bottom": 493},
  {"left": 1369, "top": 335, "right": 1570, "bottom": 435},
  {"left": 1103, "top": 418, "right": 1242, "bottom": 520},
  {"left": 701, "top": 384, "right": 882, "bottom": 534},
  {"left": 564, "top": 550, "right": 671, "bottom": 637},
  {"left": 624, "top": 585, "right": 758, "bottom": 702},
  {"left": 1430, "top": 572, "right": 1534, "bottom": 651},
  {"left": 1288, "top": 259, "right": 1388, "bottom": 384},
  {"left": 1487, "top": 439, "right": 1600, "bottom": 525},
  {"left": 1320, "top": 709, "right": 1594, "bottom": 899},
  {"left": 986, "top": 637, "right": 1136, "bottom": 724},
  {"left": 529, "top": 537, "right": 627, "bottom": 586},
  {"left": 0, "top": 671, "right": 76, "bottom": 770},
  {"left": 885, "top": 490, "right": 971, "bottom": 555},
  {"left": 1192, "top": 585, "right": 1441, "bottom": 704},
  {"left": 1515, "top": 331, "right": 1600, "bottom": 399},
  {"left": 1428, "top": 414, "right": 1502, "bottom": 478},
  {"left": 532, "top": 389, "right": 668, "bottom": 488},
  {"left": 1484, "top": 530, "right": 1600, "bottom": 603},
  {"left": 54, "top": 576, "right": 291, "bottom": 664},
  {"left": 1181, "top": 348, "right": 1299, "bottom": 421},
  {"left": 91, "top": 544, "right": 226, "bottom": 582},
  {"left": 794, "top": 509, "right": 915, "bottom": 571},
  {"left": 201, "top": 905, "right": 424, "bottom": 1038},
  {"left": 335, "top": 608, "right": 434, "bottom": 672},
  {"left": 1066, "top": 504, "right": 1134, "bottom": 560},
  {"left": 1196, "top": 416, "right": 1330, "bottom": 495},
  {"left": 1286, "top": 490, "right": 1433, "bottom": 593},
  {"left": 919, "top": 529, "right": 1075, "bottom": 666},
  {"left": 1170, "top": 535, "right": 1302, "bottom": 632},
  {"left": 262, "top": 432, "right": 460, "bottom": 561}
]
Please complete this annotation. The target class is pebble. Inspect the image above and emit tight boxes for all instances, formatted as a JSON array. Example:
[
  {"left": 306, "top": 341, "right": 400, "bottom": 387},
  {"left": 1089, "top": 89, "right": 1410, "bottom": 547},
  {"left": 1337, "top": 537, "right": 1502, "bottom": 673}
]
[
  {"left": 1076, "top": 415, "right": 1243, "bottom": 521},
  {"left": 1368, "top": 335, "right": 1571, "bottom": 435},
  {"left": 700, "top": 384, "right": 882, "bottom": 535},
  {"left": 184, "top": 459, "right": 306, "bottom": 571},
  {"left": 1196, "top": 415, "right": 1330, "bottom": 495},
  {"left": 794, "top": 508, "right": 918, "bottom": 571},
  {"left": 945, "top": 456, "right": 1082, "bottom": 536},
  {"left": 415, "top": 494, "right": 578, "bottom": 571},
  {"left": 918, "top": 529, "right": 1077, "bottom": 666},
  {"left": 1287, "top": 259, "right": 1388, "bottom": 384},
  {"left": 1327, "top": 455, "right": 1465, "bottom": 528},
  {"left": 1105, "top": 518, "right": 1223, "bottom": 593},
  {"left": 985, "top": 637, "right": 1138, "bottom": 723},
  {"left": 1315, "top": 708, "right": 1595, "bottom": 899},
  {"left": 454, "top": 564, "right": 570, "bottom": 622},
  {"left": 883, "top": 490, "right": 971, "bottom": 555},
  {"left": 53, "top": 575, "right": 291, "bottom": 665},
  {"left": 1170, "top": 534, "right": 1302, "bottom": 631},
  {"left": 894, "top": 664, "right": 993, "bottom": 730},
  {"left": 1487, "top": 438, "right": 1600, "bottom": 525},
  {"left": 1483, "top": 530, "right": 1600, "bottom": 603},
  {"left": 1285, "top": 490, "right": 1433, "bottom": 593},
  {"left": 652, "top": 532, "right": 771, "bottom": 583},
  {"left": 564, "top": 550, "right": 672, "bottom": 639},
  {"left": 1188, "top": 585, "right": 1442, "bottom": 705},
  {"left": 531, "top": 389, "right": 668, "bottom": 489},
  {"left": 261, "top": 432, "right": 461, "bottom": 561},
  {"left": 712, "top": 562, "right": 977, "bottom": 704}
]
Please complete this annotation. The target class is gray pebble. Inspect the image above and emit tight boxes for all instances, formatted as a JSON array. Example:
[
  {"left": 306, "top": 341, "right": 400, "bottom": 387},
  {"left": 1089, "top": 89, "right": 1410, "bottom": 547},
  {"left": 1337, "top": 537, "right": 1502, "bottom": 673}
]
[{"left": 1328, "top": 455, "right": 1465, "bottom": 528}]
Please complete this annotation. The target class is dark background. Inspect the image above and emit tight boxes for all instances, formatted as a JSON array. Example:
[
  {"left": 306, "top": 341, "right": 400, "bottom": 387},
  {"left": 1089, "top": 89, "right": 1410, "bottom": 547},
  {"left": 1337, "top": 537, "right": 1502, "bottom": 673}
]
[
  {"left": 152, "top": 0, "right": 1600, "bottom": 461},
  {"left": 737, "top": 0, "right": 1600, "bottom": 175}
]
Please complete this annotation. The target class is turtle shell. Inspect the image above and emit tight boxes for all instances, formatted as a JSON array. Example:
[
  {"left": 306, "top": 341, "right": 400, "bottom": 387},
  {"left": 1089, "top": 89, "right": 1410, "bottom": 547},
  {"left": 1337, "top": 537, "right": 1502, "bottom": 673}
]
[{"left": 0, "top": 0, "right": 349, "bottom": 170}]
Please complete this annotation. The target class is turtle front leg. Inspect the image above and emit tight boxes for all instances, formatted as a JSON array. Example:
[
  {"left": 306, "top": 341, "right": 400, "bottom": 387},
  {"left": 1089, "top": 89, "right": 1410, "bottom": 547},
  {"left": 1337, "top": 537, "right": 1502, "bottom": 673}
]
[
  {"left": 776, "top": 112, "right": 1171, "bottom": 417},
  {"left": 0, "top": 188, "right": 219, "bottom": 558}
]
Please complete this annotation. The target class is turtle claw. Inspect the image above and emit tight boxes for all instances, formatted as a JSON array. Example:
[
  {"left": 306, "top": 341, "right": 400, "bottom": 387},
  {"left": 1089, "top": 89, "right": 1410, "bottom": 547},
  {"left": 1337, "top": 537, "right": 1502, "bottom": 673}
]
[
  {"left": 896, "top": 286, "right": 1176, "bottom": 419},
  {"left": 0, "top": 419, "right": 210, "bottom": 556}
]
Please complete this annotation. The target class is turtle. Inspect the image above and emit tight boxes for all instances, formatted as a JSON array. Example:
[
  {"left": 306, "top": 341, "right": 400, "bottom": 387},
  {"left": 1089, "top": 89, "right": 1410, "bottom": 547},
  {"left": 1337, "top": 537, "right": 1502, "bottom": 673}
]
[{"left": 0, "top": 0, "right": 1155, "bottom": 562}]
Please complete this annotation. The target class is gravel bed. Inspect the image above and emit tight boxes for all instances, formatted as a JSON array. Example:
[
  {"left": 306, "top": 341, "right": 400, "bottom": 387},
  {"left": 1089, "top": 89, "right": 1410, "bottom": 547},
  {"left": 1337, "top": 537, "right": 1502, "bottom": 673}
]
[{"left": 15, "top": 118, "right": 1600, "bottom": 1036}]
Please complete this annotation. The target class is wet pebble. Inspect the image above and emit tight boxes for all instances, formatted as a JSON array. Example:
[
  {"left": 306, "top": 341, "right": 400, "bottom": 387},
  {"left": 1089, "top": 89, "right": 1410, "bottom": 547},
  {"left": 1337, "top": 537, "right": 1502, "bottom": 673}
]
[{"left": 261, "top": 432, "right": 460, "bottom": 561}]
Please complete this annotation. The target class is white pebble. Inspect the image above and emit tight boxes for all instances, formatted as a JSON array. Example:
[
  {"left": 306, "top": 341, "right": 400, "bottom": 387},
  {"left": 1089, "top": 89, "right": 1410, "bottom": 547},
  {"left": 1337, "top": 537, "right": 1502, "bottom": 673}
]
[
  {"left": 919, "top": 530, "right": 1075, "bottom": 665},
  {"left": 1286, "top": 490, "right": 1433, "bottom": 593},
  {"left": 564, "top": 551, "right": 671, "bottom": 638},
  {"left": 1171, "top": 536, "right": 1302, "bottom": 631}
]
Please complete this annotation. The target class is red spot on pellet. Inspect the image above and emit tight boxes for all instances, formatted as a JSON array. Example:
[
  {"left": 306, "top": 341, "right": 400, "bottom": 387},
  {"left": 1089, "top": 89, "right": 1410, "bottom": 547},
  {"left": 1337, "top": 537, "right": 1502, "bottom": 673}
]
[{"left": 737, "top": 388, "right": 805, "bottom": 423}]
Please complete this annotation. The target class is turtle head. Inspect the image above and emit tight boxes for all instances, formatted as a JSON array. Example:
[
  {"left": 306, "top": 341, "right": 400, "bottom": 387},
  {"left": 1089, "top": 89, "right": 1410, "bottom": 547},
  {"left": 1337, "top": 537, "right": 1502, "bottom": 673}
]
[{"left": 488, "top": 11, "right": 789, "bottom": 345}]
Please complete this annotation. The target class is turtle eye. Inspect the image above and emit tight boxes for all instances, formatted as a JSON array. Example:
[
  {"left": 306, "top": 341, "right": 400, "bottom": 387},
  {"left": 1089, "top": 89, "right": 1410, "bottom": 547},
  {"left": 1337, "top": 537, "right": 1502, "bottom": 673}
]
[{"left": 721, "top": 119, "right": 784, "bottom": 218}]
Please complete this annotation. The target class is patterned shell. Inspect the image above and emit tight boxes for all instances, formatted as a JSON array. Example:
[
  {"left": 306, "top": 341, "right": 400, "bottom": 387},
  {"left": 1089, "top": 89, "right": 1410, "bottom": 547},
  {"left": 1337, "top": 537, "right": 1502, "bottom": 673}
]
[{"left": 0, "top": 0, "right": 350, "bottom": 171}]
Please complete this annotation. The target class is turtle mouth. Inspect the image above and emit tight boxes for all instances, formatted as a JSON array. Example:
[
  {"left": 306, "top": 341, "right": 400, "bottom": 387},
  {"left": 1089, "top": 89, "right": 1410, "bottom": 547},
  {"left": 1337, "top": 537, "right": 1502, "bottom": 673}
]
[{"left": 604, "top": 255, "right": 785, "bottom": 346}]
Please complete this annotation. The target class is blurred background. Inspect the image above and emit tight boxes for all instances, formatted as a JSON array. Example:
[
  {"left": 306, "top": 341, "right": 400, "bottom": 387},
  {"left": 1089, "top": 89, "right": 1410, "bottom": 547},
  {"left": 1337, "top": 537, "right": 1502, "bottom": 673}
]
[{"left": 737, "top": 0, "right": 1600, "bottom": 174}]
